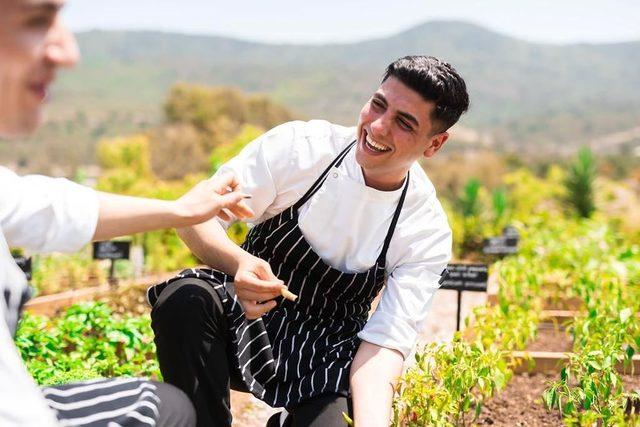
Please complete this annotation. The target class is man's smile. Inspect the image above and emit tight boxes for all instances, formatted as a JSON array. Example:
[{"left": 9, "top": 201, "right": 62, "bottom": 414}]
[{"left": 363, "top": 130, "right": 391, "bottom": 154}]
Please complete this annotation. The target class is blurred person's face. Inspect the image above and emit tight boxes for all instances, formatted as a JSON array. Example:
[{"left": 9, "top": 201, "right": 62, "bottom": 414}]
[
  {"left": 355, "top": 76, "right": 449, "bottom": 191},
  {"left": 0, "top": 0, "right": 78, "bottom": 139}
]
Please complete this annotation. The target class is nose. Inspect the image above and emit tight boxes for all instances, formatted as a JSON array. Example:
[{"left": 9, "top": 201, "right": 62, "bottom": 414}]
[
  {"left": 44, "top": 18, "right": 80, "bottom": 68},
  {"left": 370, "top": 112, "right": 391, "bottom": 138}
]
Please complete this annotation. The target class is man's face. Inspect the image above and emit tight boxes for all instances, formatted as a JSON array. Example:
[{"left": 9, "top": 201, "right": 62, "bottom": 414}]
[
  {"left": 355, "top": 76, "right": 449, "bottom": 190},
  {"left": 0, "top": 0, "right": 78, "bottom": 138}
]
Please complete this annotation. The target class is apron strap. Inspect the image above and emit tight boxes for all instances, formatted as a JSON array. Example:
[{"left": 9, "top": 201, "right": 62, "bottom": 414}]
[
  {"left": 293, "top": 140, "right": 356, "bottom": 210},
  {"left": 377, "top": 171, "right": 410, "bottom": 264}
]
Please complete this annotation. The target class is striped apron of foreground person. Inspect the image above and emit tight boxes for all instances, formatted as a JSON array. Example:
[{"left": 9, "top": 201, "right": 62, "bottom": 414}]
[{"left": 42, "top": 377, "right": 195, "bottom": 427}]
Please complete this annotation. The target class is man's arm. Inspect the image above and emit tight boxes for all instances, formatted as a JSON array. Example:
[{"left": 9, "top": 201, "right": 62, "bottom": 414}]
[
  {"left": 350, "top": 341, "right": 404, "bottom": 426},
  {"left": 93, "top": 174, "right": 252, "bottom": 241},
  {"left": 177, "top": 220, "right": 286, "bottom": 319}
]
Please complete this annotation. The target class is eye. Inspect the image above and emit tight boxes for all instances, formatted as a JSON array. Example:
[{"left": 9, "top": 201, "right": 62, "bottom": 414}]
[
  {"left": 397, "top": 118, "right": 414, "bottom": 132},
  {"left": 25, "top": 13, "right": 55, "bottom": 29},
  {"left": 371, "top": 98, "right": 385, "bottom": 110}
]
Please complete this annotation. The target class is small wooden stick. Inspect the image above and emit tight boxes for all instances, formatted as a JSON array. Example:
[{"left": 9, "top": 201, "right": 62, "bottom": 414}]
[{"left": 281, "top": 288, "right": 298, "bottom": 301}]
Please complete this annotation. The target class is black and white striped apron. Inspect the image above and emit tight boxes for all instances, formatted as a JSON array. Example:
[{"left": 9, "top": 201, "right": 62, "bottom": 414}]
[
  {"left": 148, "top": 140, "right": 409, "bottom": 408},
  {"left": 43, "top": 378, "right": 163, "bottom": 427}
]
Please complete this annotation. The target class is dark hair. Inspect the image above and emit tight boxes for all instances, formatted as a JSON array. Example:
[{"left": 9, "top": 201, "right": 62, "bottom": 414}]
[{"left": 382, "top": 55, "right": 469, "bottom": 133}]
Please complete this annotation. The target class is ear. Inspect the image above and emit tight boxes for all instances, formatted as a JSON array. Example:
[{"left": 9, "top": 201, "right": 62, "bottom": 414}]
[{"left": 423, "top": 132, "right": 449, "bottom": 158}]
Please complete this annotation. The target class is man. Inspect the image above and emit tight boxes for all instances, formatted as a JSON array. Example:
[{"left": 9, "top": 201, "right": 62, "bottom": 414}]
[
  {"left": 0, "top": 0, "right": 253, "bottom": 425},
  {"left": 149, "top": 55, "right": 469, "bottom": 426}
]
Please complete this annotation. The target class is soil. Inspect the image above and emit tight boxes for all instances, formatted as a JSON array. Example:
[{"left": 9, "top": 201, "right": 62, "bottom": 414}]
[
  {"left": 477, "top": 374, "right": 640, "bottom": 426},
  {"left": 476, "top": 374, "right": 563, "bottom": 426},
  {"left": 525, "top": 325, "right": 573, "bottom": 353},
  {"left": 230, "top": 391, "right": 278, "bottom": 427}
]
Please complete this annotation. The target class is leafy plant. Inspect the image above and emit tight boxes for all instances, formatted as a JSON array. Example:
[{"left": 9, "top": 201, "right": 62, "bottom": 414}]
[
  {"left": 564, "top": 147, "right": 597, "bottom": 218},
  {"left": 458, "top": 178, "right": 481, "bottom": 218},
  {"left": 15, "top": 302, "right": 159, "bottom": 385}
]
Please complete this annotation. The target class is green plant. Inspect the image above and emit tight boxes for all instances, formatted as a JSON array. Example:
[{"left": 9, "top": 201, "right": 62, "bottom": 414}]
[
  {"left": 564, "top": 147, "right": 597, "bottom": 218},
  {"left": 458, "top": 178, "right": 481, "bottom": 218},
  {"left": 491, "top": 187, "right": 508, "bottom": 225},
  {"left": 394, "top": 336, "right": 511, "bottom": 426},
  {"left": 15, "top": 302, "right": 159, "bottom": 385}
]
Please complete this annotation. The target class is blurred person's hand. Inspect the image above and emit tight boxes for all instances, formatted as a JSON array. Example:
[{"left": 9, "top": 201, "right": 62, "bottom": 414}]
[{"left": 175, "top": 174, "right": 254, "bottom": 226}]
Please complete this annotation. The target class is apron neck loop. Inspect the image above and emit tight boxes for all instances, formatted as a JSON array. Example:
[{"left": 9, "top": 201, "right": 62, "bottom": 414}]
[
  {"left": 377, "top": 171, "right": 410, "bottom": 264},
  {"left": 293, "top": 140, "right": 356, "bottom": 210}
]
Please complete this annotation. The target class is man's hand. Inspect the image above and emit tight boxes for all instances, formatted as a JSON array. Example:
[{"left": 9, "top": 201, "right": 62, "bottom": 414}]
[
  {"left": 234, "top": 255, "right": 287, "bottom": 319},
  {"left": 174, "top": 173, "right": 254, "bottom": 226}
]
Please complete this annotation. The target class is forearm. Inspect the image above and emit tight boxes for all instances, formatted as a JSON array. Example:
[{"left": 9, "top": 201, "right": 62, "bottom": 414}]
[
  {"left": 177, "top": 218, "right": 250, "bottom": 275},
  {"left": 93, "top": 192, "right": 192, "bottom": 241},
  {"left": 350, "top": 341, "right": 404, "bottom": 427}
]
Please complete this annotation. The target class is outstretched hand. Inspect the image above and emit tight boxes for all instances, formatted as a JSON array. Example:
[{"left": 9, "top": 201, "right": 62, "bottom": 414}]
[{"left": 175, "top": 173, "right": 254, "bottom": 226}]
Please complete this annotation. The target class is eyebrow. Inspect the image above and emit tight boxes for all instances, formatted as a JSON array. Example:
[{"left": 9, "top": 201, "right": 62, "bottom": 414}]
[
  {"left": 21, "top": 1, "right": 63, "bottom": 13},
  {"left": 373, "top": 93, "right": 420, "bottom": 129}
]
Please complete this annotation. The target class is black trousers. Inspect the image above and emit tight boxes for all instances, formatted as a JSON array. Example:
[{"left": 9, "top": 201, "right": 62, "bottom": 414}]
[{"left": 150, "top": 279, "right": 353, "bottom": 427}]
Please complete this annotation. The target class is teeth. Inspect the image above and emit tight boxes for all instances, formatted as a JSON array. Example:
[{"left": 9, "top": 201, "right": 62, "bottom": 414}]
[{"left": 365, "top": 134, "right": 390, "bottom": 152}]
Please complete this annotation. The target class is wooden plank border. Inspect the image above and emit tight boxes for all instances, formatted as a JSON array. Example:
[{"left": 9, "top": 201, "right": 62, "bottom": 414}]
[
  {"left": 511, "top": 351, "right": 640, "bottom": 375},
  {"left": 23, "top": 270, "right": 184, "bottom": 316}
]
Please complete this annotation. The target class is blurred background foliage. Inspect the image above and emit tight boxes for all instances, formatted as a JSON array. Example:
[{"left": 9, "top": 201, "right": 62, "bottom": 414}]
[{"left": 13, "top": 81, "right": 640, "bottom": 296}]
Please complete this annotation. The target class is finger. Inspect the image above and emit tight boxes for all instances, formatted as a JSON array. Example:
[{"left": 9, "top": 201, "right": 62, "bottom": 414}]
[
  {"left": 243, "top": 300, "right": 277, "bottom": 319},
  {"left": 219, "top": 192, "right": 254, "bottom": 216},
  {"left": 226, "top": 201, "right": 254, "bottom": 220},
  {"left": 236, "top": 289, "right": 283, "bottom": 301},
  {"left": 235, "top": 274, "right": 286, "bottom": 293},
  {"left": 216, "top": 208, "right": 233, "bottom": 222},
  {"left": 216, "top": 209, "right": 232, "bottom": 222},
  {"left": 253, "top": 262, "right": 282, "bottom": 282},
  {"left": 212, "top": 173, "right": 240, "bottom": 194}
]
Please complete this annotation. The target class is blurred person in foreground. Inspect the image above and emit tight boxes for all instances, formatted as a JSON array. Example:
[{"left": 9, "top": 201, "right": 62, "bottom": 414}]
[
  {"left": 0, "top": 0, "right": 255, "bottom": 425},
  {"left": 148, "top": 55, "right": 470, "bottom": 426}
]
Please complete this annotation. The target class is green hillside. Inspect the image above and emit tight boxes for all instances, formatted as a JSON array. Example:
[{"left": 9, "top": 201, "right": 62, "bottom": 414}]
[{"left": 3, "top": 21, "right": 639, "bottom": 169}]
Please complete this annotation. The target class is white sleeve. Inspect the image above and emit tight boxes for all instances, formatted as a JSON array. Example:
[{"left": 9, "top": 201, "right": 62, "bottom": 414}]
[
  {"left": 211, "top": 122, "right": 298, "bottom": 228},
  {"left": 358, "top": 202, "right": 452, "bottom": 359},
  {"left": 0, "top": 168, "right": 99, "bottom": 253},
  {"left": 0, "top": 303, "right": 59, "bottom": 426}
]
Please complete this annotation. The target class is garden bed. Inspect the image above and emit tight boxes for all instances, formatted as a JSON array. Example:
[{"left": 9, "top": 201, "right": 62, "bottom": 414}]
[
  {"left": 477, "top": 373, "right": 640, "bottom": 426},
  {"left": 511, "top": 326, "right": 640, "bottom": 375}
]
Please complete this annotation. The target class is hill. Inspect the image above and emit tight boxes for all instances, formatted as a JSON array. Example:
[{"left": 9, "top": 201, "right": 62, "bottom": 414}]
[{"left": 3, "top": 21, "right": 639, "bottom": 169}]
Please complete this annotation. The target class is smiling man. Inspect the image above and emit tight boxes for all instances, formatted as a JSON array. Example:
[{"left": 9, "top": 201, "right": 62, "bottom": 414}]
[
  {"left": 148, "top": 55, "right": 469, "bottom": 426},
  {"left": 0, "top": 1, "right": 257, "bottom": 426}
]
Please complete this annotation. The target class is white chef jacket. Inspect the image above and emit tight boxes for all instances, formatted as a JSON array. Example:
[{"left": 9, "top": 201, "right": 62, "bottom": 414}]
[
  {"left": 215, "top": 120, "right": 452, "bottom": 359},
  {"left": 0, "top": 167, "right": 99, "bottom": 426}
]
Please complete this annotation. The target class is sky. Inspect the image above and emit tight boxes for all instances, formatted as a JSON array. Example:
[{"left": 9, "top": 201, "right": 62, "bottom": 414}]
[{"left": 62, "top": 0, "right": 640, "bottom": 45}]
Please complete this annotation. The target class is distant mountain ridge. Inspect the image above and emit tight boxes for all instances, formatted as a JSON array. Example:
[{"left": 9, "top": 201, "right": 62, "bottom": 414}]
[{"left": 26, "top": 21, "right": 640, "bottom": 156}]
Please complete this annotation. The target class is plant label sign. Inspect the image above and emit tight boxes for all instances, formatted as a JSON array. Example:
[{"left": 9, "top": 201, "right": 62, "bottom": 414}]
[
  {"left": 93, "top": 241, "right": 131, "bottom": 260},
  {"left": 440, "top": 263, "right": 488, "bottom": 292},
  {"left": 13, "top": 256, "right": 32, "bottom": 281},
  {"left": 482, "top": 226, "right": 519, "bottom": 255}
]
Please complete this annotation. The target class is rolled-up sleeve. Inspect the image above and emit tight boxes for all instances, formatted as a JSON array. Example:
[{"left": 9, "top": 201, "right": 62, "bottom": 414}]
[
  {"left": 0, "top": 168, "right": 99, "bottom": 253},
  {"left": 358, "top": 199, "right": 452, "bottom": 359}
]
